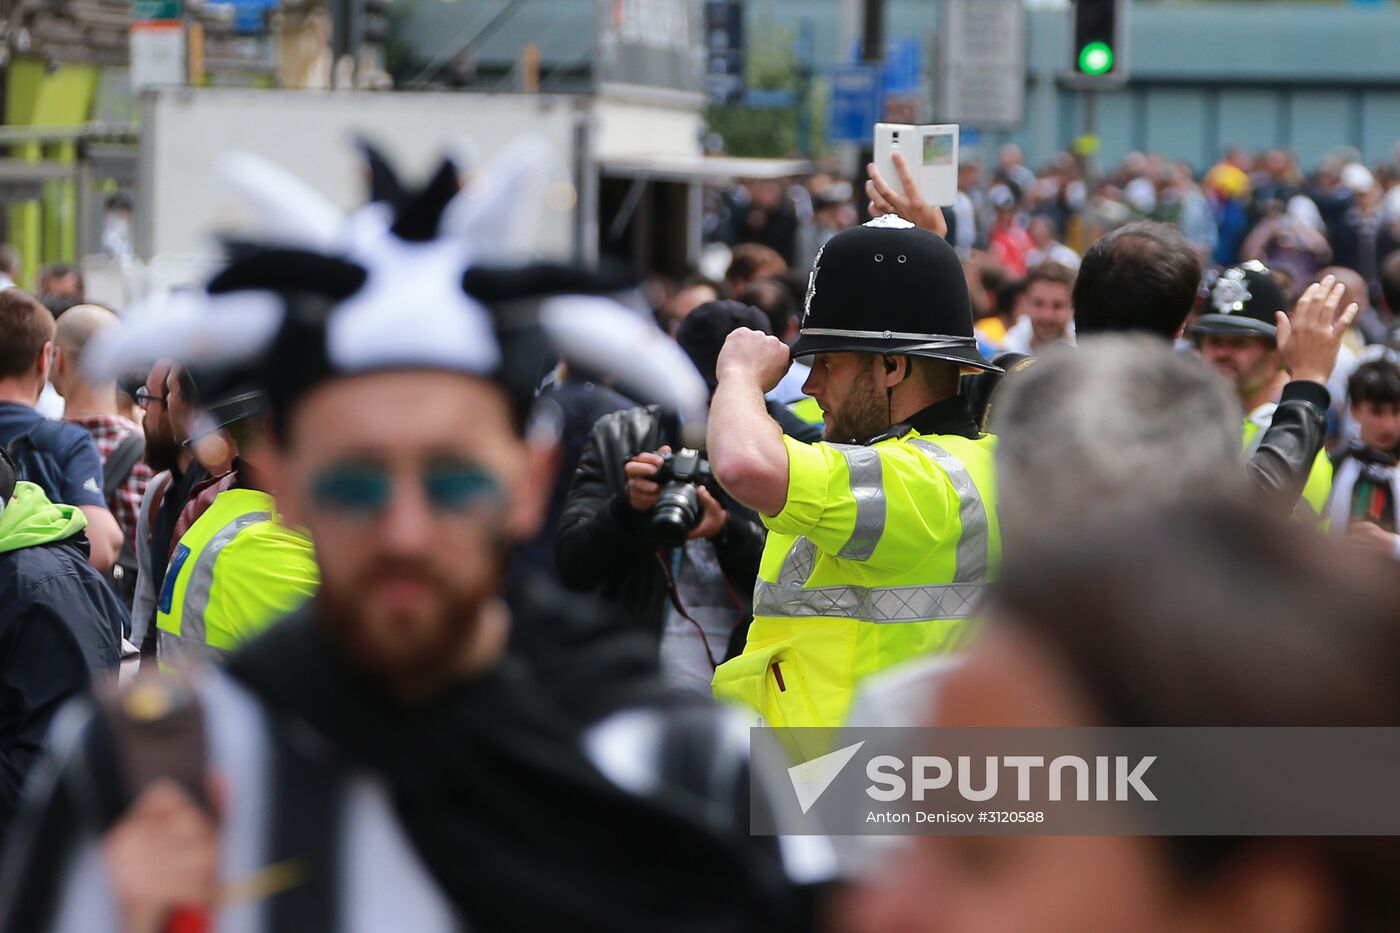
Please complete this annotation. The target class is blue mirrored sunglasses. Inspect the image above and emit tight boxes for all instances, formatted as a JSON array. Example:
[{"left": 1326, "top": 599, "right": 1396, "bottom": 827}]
[{"left": 309, "top": 461, "right": 501, "bottom": 516}]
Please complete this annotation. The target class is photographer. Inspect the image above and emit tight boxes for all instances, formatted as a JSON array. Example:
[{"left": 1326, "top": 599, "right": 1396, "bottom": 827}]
[{"left": 556, "top": 302, "right": 819, "bottom": 693}]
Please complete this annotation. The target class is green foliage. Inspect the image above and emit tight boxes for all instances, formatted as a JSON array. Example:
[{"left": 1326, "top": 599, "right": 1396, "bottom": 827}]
[{"left": 705, "top": 20, "right": 823, "bottom": 158}]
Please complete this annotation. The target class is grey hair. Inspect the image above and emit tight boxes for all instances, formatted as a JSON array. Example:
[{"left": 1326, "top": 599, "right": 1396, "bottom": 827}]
[{"left": 992, "top": 335, "right": 1245, "bottom": 544}]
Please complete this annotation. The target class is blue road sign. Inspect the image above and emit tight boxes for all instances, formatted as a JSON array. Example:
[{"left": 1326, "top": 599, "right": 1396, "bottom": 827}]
[{"left": 828, "top": 65, "right": 882, "bottom": 142}]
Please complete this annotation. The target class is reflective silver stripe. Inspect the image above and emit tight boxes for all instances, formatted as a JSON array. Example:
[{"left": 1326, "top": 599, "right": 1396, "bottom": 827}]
[
  {"left": 831, "top": 444, "right": 885, "bottom": 560},
  {"left": 907, "top": 439, "right": 990, "bottom": 583},
  {"left": 753, "top": 579, "right": 987, "bottom": 623},
  {"left": 180, "top": 511, "right": 271, "bottom": 643},
  {"left": 777, "top": 536, "right": 817, "bottom": 587},
  {"left": 800, "top": 327, "right": 977, "bottom": 347},
  {"left": 158, "top": 628, "right": 230, "bottom": 666}
]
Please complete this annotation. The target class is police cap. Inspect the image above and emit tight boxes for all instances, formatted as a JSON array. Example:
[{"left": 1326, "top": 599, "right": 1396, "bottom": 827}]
[{"left": 790, "top": 216, "right": 999, "bottom": 373}]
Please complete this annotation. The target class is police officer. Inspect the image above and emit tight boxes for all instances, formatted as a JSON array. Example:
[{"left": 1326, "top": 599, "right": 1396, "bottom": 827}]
[
  {"left": 707, "top": 216, "right": 1002, "bottom": 729},
  {"left": 1194, "top": 263, "right": 1336, "bottom": 517},
  {"left": 155, "top": 388, "right": 319, "bottom": 666}
]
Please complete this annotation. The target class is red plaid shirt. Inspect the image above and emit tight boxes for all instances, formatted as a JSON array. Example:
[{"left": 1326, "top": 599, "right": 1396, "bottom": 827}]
[{"left": 65, "top": 415, "right": 153, "bottom": 549}]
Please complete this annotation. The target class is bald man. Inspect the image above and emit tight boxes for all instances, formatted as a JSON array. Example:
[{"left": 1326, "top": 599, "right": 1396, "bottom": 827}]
[
  {"left": 53, "top": 305, "right": 151, "bottom": 579},
  {"left": 1310, "top": 267, "right": 1372, "bottom": 441}
]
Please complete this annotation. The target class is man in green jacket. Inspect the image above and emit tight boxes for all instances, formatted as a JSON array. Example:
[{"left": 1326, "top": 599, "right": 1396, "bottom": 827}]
[{"left": 0, "top": 448, "right": 126, "bottom": 828}]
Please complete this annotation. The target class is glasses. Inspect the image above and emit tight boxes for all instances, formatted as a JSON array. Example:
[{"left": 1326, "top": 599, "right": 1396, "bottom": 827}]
[
  {"left": 134, "top": 386, "right": 168, "bottom": 410},
  {"left": 309, "top": 460, "right": 501, "bottom": 517}
]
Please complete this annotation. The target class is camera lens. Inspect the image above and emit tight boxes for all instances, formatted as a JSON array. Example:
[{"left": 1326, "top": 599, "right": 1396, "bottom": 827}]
[{"left": 651, "top": 482, "right": 701, "bottom": 548}]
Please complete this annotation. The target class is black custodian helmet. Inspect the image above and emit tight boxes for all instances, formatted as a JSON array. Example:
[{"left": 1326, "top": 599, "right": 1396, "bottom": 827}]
[
  {"left": 1191, "top": 261, "right": 1287, "bottom": 342},
  {"left": 790, "top": 216, "right": 1000, "bottom": 373}
]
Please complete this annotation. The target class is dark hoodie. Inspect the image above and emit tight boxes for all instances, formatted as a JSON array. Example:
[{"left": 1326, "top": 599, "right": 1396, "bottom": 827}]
[{"left": 0, "top": 482, "right": 127, "bottom": 828}]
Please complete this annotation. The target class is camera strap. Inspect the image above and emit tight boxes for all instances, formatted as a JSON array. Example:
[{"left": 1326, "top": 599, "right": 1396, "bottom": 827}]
[{"left": 655, "top": 546, "right": 719, "bottom": 671}]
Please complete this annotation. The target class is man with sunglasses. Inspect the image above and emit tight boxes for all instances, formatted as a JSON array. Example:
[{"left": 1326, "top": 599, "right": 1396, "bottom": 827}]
[{"left": 0, "top": 152, "right": 811, "bottom": 931}]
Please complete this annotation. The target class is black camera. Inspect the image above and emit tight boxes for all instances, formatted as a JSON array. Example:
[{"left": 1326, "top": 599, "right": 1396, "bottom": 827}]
[{"left": 650, "top": 447, "right": 713, "bottom": 548}]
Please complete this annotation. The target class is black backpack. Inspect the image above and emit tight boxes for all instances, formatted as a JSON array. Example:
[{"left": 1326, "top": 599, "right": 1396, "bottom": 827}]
[{"left": 5, "top": 421, "right": 69, "bottom": 506}]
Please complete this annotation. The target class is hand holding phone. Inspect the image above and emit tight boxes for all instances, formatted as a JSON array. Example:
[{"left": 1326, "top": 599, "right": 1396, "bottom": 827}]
[{"left": 872, "top": 123, "right": 959, "bottom": 206}]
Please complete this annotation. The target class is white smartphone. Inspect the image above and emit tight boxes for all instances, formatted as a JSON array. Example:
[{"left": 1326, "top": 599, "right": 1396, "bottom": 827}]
[{"left": 873, "top": 123, "right": 960, "bottom": 207}]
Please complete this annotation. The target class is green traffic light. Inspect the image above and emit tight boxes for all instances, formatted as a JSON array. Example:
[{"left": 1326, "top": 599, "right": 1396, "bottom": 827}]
[{"left": 1079, "top": 41, "right": 1114, "bottom": 76}]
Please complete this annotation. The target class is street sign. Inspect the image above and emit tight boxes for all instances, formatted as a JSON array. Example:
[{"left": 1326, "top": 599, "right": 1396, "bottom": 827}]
[
  {"left": 596, "top": 0, "right": 705, "bottom": 99},
  {"left": 827, "top": 65, "right": 882, "bottom": 143},
  {"left": 844, "top": 36, "right": 923, "bottom": 97},
  {"left": 704, "top": 0, "right": 745, "bottom": 104},
  {"left": 937, "top": 0, "right": 1026, "bottom": 128},
  {"left": 881, "top": 36, "right": 921, "bottom": 96},
  {"left": 132, "top": 0, "right": 182, "bottom": 20},
  {"left": 130, "top": 21, "right": 186, "bottom": 89}
]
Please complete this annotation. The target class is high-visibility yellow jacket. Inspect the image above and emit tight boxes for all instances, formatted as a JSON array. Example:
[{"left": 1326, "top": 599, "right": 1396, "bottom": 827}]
[
  {"left": 712, "top": 424, "right": 1000, "bottom": 730},
  {"left": 1244, "top": 403, "right": 1333, "bottom": 519},
  {"left": 156, "top": 488, "right": 319, "bottom": 667}
]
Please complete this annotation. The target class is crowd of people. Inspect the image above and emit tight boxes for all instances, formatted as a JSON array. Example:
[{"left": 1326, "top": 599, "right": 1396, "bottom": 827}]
[{"left": 0, "top": 133, "right": 1395, "bottom": 932}]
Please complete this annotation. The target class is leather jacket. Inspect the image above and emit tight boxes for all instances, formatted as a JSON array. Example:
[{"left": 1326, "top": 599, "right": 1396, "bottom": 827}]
[
  {"left": 1246, "top": 380, "right": 1331, "bottom": 513},
  {"left": 556, "top": 405, "right": 771, "bottom": 649}
]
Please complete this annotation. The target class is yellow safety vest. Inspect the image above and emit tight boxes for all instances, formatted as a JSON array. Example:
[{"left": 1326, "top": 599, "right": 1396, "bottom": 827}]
[
  {"left": 787, "top": 396, "right": 825, "bottom": 426},
  {"left": 156, "top": 488, "right": 319, "bottom": 667},
  {"left": 1243, "top": 404, "right": 1333, "bottom": 519},
  {"left": 712, "top": 429, "right": 1000, "bottom": 731}
]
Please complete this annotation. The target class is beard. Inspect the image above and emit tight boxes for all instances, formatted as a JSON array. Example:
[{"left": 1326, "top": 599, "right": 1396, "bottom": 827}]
[
  {"left": 317, "top": 554, "right": 503, "bottom": 692},
  {"left": 144, "top": 424, "right": 183, "bottom": 474},
  {"left": 822, "top": 367, "right": 890, "bottom": 444}
]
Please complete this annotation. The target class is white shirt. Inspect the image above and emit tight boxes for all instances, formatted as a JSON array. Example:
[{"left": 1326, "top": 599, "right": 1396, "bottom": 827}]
[{"left": 766, "top": 360, "right": 812, "bottom": 406}]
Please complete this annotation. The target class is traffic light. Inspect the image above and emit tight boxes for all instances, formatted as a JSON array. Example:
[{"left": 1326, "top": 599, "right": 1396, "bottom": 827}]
[{"left": 1070, "top": 0, "right": 1128, "bottom": 87}]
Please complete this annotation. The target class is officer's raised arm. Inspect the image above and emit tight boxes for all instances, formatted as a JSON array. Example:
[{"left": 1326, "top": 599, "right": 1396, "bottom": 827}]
[{"left": 708, "top": 327, "right": 793, "bottom": 518}]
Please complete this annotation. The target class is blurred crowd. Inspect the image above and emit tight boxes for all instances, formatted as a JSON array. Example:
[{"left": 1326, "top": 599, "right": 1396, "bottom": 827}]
[{"left": 0, "top": 134, "right": 1396, "bottom": 933}]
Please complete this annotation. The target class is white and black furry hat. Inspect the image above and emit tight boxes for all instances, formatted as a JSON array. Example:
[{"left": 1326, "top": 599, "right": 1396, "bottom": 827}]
[{"left": 89, "top": 138, "right": 708, "bottom": 442}]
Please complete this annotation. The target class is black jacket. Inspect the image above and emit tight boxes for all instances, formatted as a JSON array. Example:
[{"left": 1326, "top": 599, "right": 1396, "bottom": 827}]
[
  {"left": 556, "top": 404, "right": 817, "bottom": 648},
  {"left": 0, "top": 536, "right": 126, "bottom": 831}
]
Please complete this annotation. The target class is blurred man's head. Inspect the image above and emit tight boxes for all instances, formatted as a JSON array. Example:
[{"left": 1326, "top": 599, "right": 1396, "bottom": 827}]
[
  {"left": 1192, "top": 263, "right": 1289, "bottom": 405},
  {"left": 994, "top": 277, "right": 1027, "bottom": 326},
  {"left": 1027, "top": 215, "right": 1059, "bottom": 249},
  {"left": 666, "top": 277, "right": 722, "bottom": 336},
  {"left": 268, "top": 369, "right": 551, "bottom": 694},
  {"left": 1348, "top": 359, "right": 1400, "bottom": 452},
  {"left": 50, "top": 303, "right": 119, "bottom": 403},
  {"left": 0, "top": 289, "right": 55, "bottom": 404},
  {"left": 992, "top": 336, "right": 1243, "bottom": 546},
  {"left": 1022, "top": 262, "right": 1076, "bottom": 348},
  {"left": 1316, "top": 265, "right": 1369, "bottom": 315},
  {"left": 1198, "top": 333, "right": 1279, "bottom": 402},
  {"left": 0, "top": 245, "right": 19, "bottom": 281},
  {"left": 141, "top": 360, "right": 182, "bottom": 474},
  {"left": 1380, "top": 251, "right": 1400, "bottom": 321},
  {"left": 741, "top": 278, "right": 799, "bottom": 344},
  {"left": 37, "top": 262, "right": 84, "bottom": 318},
  {"left": 725, "top": 243, "right": 786, "bottom": 295},
  {"left": 1074, "top": 222, "right": 1201, "bottom": 338},
  {"left": 676, "top": 299, "right": 771, "bottom": 392},
  {"left": 846, "top": 504, "right": 1400, "bottom": 933}
]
